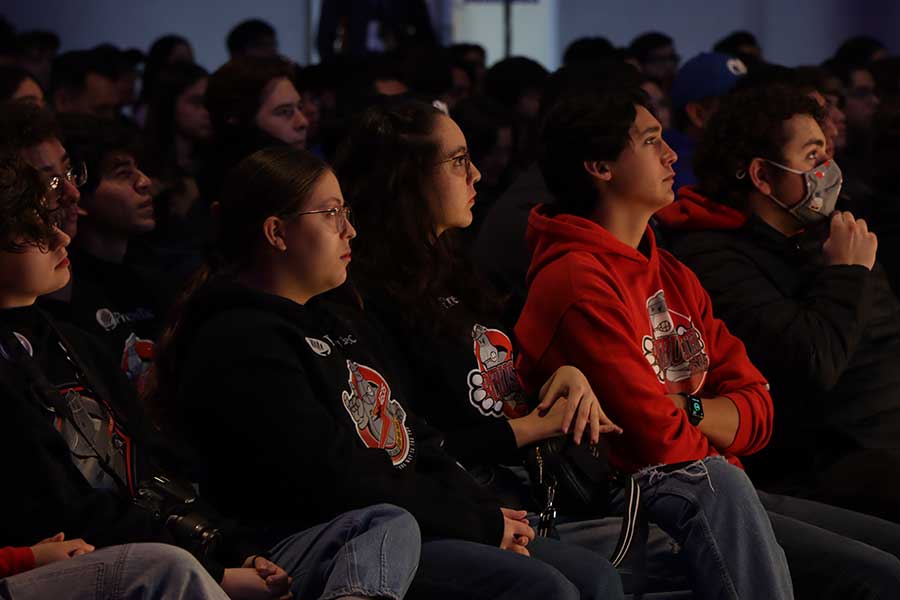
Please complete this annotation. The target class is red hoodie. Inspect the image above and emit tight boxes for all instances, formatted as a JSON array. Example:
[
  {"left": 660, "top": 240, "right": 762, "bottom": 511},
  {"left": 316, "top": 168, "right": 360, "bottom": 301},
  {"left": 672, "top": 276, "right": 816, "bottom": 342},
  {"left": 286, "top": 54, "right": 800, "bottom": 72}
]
[
  {"left": 514, "top": 205, "right": 772, "bottom": 473},
  {"left": 0, "top": 546, "right": 35, "bottom": 578},
  {"left": 654, "top": 185, "right": 748, "bottom": 231}
]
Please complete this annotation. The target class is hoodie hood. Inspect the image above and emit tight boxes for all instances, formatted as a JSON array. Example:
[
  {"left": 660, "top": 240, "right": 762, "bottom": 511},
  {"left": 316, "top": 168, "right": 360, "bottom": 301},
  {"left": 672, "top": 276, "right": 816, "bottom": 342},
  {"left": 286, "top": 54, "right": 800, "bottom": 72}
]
[
  {"left": 525, "top": 204, "right": 659, "bottom": 287},
  {"left": 654, "top": 185, "right": 748, "bottom": 231}
]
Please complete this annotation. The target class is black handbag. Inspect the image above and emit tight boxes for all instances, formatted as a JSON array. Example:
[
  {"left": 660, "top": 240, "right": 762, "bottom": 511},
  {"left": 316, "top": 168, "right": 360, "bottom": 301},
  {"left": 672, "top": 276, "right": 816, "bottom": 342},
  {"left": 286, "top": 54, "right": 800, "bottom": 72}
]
[{"left": 527, "top": 435, "right": 646, "bottom": 571}]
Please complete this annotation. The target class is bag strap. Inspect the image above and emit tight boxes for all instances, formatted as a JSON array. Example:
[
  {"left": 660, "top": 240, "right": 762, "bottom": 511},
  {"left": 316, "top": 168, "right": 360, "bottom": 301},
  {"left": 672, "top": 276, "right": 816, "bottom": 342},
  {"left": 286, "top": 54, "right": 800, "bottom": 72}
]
[
  {"left": 0, "top": 322, "right": 133, "bottom": 496},
  {"left": 535, "top": 470, "right": 647, "bottom": 598}
]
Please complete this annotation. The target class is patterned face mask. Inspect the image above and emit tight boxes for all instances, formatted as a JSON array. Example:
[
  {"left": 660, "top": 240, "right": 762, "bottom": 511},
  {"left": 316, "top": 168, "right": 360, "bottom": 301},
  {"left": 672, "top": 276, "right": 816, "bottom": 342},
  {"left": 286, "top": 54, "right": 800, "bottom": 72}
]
[{"left": 763, "top": 158, "right": 843, "bottom": 225}]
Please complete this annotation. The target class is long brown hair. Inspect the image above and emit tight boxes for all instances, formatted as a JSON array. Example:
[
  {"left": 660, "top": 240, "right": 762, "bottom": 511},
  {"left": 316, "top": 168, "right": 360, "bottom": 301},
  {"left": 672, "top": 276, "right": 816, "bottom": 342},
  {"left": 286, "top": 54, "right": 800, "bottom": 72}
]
[
  {"left": 146, "top": 146, "right": 329, "bottom": 427},
  {"left": 333, "top": 98, "right": 502, "bottom": 338}
]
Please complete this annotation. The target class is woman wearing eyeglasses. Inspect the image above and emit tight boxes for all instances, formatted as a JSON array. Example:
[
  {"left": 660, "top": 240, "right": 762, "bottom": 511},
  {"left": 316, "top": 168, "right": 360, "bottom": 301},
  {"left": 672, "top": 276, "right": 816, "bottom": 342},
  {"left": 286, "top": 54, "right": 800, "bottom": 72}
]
[
  {"left": 149, "top": 145, "right": 624, "bottom": 600},
  {"left": 334, "top": 99, "right": 623, "bottom": 462},
  {"left": 331, "top": 100, "right": 662, "bottom": 594}
]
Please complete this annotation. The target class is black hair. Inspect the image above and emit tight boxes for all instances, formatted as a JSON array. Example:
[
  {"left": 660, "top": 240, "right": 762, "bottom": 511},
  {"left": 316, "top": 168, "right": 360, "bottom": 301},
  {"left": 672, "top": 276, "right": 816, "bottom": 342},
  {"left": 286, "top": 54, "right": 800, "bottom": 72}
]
[
  {"left": 628, "top": 32, "right": 674, "bottom": 63},
  {"left": 731, "top": 63, "right": 798, "bottom": 94},
  {"left": 451, "top": 96, "right": 514, "bottom": 168},
  {"left": 226, "top": 19, "right": 276, "bottom": 56},
  {"left": 539, "top": 87, "right": 652, "bottom": 217},
  {"left": 870, "top": 57, "right": 900, "bottom": 100},
  {"left": 49, "top": 50, "right": 111, "bottom": 95},
  {"left": 0, "top": 18, "right": 18, "bottom": 59},
  {"left": 57, "top": 113, "right": 140, "bottom": 196},
  {"left": 834, "top": 35, "right": 886, "bottom": 66},
  {"left": 562, "top": 37, "right": 617, "bottom": 67},
  {"left": 91, "top": 44, "right": 135, "bottom": 81},
  {"left": 542, "top": 61, "right": 642, "bottom": 121},
  {"left": 793, "top": 65, "right": 839, "bottom": 96},
  {"left": 16, "top": 30, "right": 59, "bottom": 55},
  {"left": 695, "top": 84, "right": 824, "bottom": 211},
  {"left": 449, "top": 43, "right": 486, "bottom": 63},
  {"left": 484, "top": 56, "right": 549, "bottom": 111},
  {"left": 870, "top": 99, "right": 900, "bottom": 192},
  {"left": 824, "top": 58, "right": 874, "bottom": 89},
  {"left": 141, "top": 35, "right": 192, "bottom": 103},
  {"left": 0, "top": 99, "right": 59, "bottom": 153},
  {"left": 142, "top": 62, "right": 210, "bottom": 177},
  {"left": 205, "top": 56, "right": 295, "bottom": 136},
  {"left": 713, "top": 31, "right": 759, "bottom": 55},
  {"left": 0, "top": 152, "right": 54, "bottom": 253},
  {"left": 0, "top": 65, "right": 42, "bottom": 102}
]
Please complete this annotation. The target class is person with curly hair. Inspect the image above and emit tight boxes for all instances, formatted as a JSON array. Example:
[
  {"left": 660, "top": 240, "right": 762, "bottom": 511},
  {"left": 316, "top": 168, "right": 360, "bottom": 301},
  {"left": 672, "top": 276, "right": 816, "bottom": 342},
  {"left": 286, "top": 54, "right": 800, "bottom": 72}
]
[
  {"left": 516, "top": 82, "right": 900, "bottom": 599},
  {"left": 656, "top": 83, "right": 900, "bottom": 524}
]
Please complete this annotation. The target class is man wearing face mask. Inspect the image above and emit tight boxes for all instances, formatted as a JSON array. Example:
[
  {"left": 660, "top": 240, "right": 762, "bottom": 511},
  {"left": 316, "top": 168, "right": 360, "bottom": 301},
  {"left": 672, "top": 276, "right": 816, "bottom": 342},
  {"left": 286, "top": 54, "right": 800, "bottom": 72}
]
[{"left": 656, "top": 84, "right": 900, "bottom": 523}]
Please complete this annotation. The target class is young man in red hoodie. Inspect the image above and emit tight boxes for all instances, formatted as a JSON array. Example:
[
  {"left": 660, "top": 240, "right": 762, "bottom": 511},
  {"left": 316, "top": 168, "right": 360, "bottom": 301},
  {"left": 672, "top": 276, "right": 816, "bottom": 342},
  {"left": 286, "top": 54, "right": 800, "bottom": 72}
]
[{"left": 515, "top": 86, "right": 900, "bottom": 598}]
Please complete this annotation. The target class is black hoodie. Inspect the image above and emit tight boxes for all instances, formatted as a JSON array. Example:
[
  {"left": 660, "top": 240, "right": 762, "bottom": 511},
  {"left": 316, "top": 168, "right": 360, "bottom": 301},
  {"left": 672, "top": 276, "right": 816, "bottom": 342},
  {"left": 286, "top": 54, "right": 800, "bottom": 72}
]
[
  {"left": 0, "top": 306, "right": 260, "bottom": 581},
  {"left": 173, "top": 280, "right": 504, "bottom": 547}
]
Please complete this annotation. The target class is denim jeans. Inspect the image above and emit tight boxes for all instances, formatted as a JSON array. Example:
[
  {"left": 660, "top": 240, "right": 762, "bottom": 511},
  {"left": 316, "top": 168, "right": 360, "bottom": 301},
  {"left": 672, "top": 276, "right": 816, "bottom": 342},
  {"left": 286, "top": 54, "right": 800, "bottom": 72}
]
[
  {"left": 0, "top": 543, "right": 229, "bottom": 600},
  {"left": 407, "top": 534, "right": 624, "bottom": 600},
  {"left": 615, "top": 456, "right": 794, "bottom": 600},
  {"left": 760, "top": 491, "right": 900, "bottom": 599},
  {"left": 267, "top": 503, "right": 420, "bottom": 600}
]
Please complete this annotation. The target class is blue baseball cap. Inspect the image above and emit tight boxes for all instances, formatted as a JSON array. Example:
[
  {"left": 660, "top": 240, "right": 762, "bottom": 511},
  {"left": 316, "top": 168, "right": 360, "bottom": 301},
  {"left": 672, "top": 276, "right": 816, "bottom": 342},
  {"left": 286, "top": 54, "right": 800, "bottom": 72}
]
[{"left": 670, "top": 52, "right": 747, "bottom": 110}]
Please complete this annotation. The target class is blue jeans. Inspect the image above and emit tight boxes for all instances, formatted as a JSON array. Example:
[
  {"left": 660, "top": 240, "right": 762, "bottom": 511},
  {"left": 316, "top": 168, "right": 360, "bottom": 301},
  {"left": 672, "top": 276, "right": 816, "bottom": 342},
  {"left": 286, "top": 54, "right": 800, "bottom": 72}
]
[
  {"left": 619, "top": 456, "right": 794, "bottom": 600},
  {"left": 267, "top": 503, "right": 420, "bottom": 600},
  {"left": 0, "top": 543, "right": 229, "bottom": 600},
  {"left": 408, "top": 535, "right": 623, "bottom": 600},
  {"left": 760, "top": 491, "right": 900, "bottom": 599}
]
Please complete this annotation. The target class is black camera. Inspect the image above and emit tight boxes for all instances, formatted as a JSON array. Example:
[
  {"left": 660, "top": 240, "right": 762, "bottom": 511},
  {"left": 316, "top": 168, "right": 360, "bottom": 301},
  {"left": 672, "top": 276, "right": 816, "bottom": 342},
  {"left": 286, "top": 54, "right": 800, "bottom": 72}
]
[{"left": 135, "top": 474, "right": 221, "bottom": 559}]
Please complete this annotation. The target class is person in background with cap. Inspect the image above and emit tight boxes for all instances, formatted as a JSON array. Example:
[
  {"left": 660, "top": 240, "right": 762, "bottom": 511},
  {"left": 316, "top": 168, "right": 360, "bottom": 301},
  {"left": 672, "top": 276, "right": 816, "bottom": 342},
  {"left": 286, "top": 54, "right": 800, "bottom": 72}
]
[{"left": 664, "top": 52, "right": 747, "bottom": 191}]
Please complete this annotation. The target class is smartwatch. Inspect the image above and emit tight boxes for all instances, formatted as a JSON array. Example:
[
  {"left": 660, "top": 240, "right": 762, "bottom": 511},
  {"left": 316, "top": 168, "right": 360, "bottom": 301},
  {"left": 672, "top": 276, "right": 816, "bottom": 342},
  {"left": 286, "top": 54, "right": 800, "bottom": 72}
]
[{"left": 679, "top": 392, "right": 704, "bottom": 426}]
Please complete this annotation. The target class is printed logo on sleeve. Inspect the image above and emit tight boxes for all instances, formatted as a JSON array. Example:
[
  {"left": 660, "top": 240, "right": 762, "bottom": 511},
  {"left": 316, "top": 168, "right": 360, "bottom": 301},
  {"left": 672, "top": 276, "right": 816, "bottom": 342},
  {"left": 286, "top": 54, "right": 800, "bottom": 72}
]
[{"left": 467, "top": 324, "right": 529, "bottom": 419}]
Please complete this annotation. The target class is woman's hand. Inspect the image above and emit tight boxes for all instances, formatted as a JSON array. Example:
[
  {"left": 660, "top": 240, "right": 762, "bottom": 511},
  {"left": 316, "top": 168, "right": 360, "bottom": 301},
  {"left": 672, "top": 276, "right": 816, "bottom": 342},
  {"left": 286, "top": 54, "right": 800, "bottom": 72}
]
[
  {"left": 221, "top": 557, "right": 293, "bottom": 600},
  {"left": 30, "top": 532, "right": 94, "bottom": 567},
  {"left": 499, "top": 508, "right": 534, "bottom": 556},
  {"left": 536, "top": 366, "right": 622, "bottom": 444}
]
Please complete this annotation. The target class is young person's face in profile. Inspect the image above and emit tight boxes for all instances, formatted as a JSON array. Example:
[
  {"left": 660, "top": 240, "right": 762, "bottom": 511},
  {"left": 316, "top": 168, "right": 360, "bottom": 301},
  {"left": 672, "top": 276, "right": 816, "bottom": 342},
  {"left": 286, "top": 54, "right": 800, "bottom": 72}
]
[
  {"left": 13, "top": 77, "right": 45, "bottom": 107},
  {"left": 756, "top": 114, "right": 827, "bottom": 210},
  {"left": 19, "top": 139, "right": 82, "bottom": 239},
  {"left": 255, "top": 77, "right": 308, "bottom": 149},
  {"left": 175, "top": 77, "right": 212, "bottom": 142},
  {"left": 425, "top": 115, "right": 481, "bottom": 238},
  {"left": 85, "top": 152, "right": 155, "bottom": 237},
  {"left": 0, "top": 225, "right": 71, "bottom": 308},
  {"left": 606, "top": 105, "right": 677, "bottom": 211},
  {"left": 281, "top": 170, "right": 356, "bottom": 298}
]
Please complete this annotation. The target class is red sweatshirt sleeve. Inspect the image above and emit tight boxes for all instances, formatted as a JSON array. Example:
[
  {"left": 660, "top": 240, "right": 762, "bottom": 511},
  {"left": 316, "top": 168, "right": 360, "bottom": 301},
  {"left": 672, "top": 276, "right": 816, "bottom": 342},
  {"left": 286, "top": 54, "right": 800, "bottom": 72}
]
[
  {"left": 0, "top": 546, "right": 35, "bottom": 578},
  {"left": 542, "top": 298, "right": 718, "bottom": 473},
  {"left": 688, "top": 267, "right": 774, "bottom": 457}
]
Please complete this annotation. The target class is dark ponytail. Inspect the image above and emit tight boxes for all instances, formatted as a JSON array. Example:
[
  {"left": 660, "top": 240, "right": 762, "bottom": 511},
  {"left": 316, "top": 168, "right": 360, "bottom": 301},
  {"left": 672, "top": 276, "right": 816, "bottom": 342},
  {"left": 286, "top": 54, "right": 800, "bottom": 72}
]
[{"left": 145, "top": 146, "right": 329, "bottom": 428}]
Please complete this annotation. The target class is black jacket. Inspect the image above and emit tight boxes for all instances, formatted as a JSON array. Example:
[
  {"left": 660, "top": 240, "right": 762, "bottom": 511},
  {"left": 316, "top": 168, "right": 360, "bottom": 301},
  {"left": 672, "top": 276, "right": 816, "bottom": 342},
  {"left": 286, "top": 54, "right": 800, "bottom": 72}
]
[
  {"left": 355, "top": 285, "right": 526, "bottom": 469},
  {"left": 666, "top": 217, "right": 900, "bottom": 481},
  {"left": 173, "top": 281, "right": 504, "bottom": 547},
  {"left": 0, "top": 306, "right": 259, "bottom": 581}
]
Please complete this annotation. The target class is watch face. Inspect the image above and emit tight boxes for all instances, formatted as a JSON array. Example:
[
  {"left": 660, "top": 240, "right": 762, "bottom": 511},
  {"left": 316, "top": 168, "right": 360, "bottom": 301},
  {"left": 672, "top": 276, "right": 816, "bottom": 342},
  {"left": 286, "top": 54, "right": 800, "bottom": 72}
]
[{"left": 690, "top": 397, "right": 704, "bottom": 419}]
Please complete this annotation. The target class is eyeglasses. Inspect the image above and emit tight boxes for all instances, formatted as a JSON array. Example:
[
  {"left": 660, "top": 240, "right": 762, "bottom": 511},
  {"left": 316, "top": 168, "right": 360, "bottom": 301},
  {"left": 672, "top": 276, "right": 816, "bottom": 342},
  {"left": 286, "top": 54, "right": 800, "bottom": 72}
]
[
  {"left": 47, "top": 162, "right": 88, "bottom": 201},
  {"left": 437, "top": 151, "right": 472, "bottom": 177},
  {"left": 293, "top": 205, "right": 354, "bottom": 233}
]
